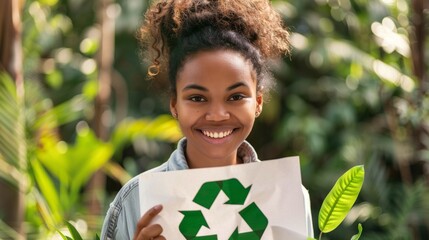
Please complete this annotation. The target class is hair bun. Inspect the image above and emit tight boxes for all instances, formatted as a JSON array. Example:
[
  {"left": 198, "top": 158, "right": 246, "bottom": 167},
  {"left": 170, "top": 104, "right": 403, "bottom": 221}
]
[{"left": 177, "top": 2, "right": 257, "bottom": 45}]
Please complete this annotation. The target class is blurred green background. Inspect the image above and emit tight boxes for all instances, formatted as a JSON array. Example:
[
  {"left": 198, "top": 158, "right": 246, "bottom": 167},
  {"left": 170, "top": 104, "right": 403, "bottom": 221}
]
[{"left": 0, "top": 0, "right": 428, "bottom": 239}]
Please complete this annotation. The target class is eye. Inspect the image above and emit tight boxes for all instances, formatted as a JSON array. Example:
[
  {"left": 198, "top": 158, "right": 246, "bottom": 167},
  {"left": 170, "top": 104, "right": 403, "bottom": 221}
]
[
  {"left": 189, "top": 96, "right": 207, "bottom": 102},
  {"left": 228, "top": 94, "right": 245, "bottom": 101}
]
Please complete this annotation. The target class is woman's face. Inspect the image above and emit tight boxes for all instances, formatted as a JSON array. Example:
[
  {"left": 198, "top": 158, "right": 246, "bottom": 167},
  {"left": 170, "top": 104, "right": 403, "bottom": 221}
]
[{"left": 170, "top": 50, "right": 263, "bottom": 168}]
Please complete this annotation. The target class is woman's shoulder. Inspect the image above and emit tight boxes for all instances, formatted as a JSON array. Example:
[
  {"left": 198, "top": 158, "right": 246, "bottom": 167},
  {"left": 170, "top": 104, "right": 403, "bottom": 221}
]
[{"left": 114, "top": 162, "right": 170, "bottom": 201}]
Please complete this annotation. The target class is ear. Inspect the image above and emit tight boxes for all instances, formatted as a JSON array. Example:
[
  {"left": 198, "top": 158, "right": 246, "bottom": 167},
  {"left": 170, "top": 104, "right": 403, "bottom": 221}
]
[
  {"left": 170, "top": 96, "right": 177, "bottom": 117},
  {"left": 256, "top": 93, "right": 263, "bottom": 116}
]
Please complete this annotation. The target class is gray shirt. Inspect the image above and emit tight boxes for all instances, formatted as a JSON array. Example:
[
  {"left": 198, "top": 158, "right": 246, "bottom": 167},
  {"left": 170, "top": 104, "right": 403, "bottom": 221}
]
[{"left": 100, "top": 138, "right": 314, "bottom": 239}]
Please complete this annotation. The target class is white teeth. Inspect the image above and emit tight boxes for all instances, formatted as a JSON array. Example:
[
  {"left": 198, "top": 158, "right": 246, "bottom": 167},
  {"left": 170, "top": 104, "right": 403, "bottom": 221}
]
[{"left": 203, "top": 130, "right": 233, "bottom": 139}]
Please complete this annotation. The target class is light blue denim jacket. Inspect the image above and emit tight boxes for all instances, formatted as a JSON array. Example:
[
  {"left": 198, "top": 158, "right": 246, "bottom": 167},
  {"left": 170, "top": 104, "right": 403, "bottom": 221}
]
[{"left": 100, "top": 138, "right": 314, "bottom": 239}]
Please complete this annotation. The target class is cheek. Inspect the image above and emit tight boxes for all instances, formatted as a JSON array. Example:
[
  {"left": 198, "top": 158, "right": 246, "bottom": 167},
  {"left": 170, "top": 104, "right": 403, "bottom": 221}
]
[
  {"left": 178, "top": 104, "right": 200, "bottom": 115},
  {"left": 177, "top": 106, "right": 200, "bottom": 125},
  {"left": 235, "top": 103, "right": 257, "bottom": 120}
]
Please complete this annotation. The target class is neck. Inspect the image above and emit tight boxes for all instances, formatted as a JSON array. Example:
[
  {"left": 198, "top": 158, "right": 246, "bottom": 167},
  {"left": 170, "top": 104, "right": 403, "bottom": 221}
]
[{"left": 185, "top": 151, "right": 241, "bottom": 169}]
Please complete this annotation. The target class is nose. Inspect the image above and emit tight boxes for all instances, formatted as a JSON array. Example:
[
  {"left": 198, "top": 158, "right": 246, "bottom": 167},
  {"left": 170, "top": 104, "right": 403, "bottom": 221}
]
[{"left": 205, "top": 102, "right": 230, "bottom": 121}]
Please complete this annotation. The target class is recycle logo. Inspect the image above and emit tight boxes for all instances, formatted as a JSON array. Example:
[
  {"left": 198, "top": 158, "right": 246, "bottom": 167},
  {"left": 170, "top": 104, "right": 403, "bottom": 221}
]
[{"left": 178, "top": 178, "right": 268, "bottom": 240}]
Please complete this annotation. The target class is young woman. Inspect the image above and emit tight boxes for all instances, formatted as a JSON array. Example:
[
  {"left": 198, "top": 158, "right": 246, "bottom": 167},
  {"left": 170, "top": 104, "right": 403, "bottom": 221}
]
[{"left": 101, "top": 0, "right": 314, "bottom": 239}]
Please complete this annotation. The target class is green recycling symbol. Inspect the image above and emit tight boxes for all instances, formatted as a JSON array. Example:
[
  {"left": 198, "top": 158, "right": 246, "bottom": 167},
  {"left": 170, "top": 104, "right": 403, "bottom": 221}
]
[{"left": 178, "top": 178, "right": 268, "bottom": 240}]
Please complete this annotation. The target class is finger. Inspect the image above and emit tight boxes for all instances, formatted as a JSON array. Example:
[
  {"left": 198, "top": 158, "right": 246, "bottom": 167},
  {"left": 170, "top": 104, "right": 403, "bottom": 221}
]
[
  {"left": 133, "top": 205, "right": 163, "bottom": 239},
  {"left": 135, "top": 224, "right": 163, "bottom": 240},
  {"left": 153, "top": 235, "right": 166, "bottom": 240},
  {"left": 136, "top": 205, "right": 163, "bottom": 231}
]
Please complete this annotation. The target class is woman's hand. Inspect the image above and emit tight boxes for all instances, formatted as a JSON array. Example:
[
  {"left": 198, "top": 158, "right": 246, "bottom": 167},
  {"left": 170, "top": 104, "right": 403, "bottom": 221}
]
[{"left": 133, "top": 204, "right": 165, "bottom": 240}]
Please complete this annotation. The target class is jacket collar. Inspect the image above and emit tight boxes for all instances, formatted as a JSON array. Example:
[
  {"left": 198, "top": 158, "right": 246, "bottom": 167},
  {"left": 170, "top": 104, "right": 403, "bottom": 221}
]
[{"left": 166, "top": 138, "right": 259, "bottom": 171}]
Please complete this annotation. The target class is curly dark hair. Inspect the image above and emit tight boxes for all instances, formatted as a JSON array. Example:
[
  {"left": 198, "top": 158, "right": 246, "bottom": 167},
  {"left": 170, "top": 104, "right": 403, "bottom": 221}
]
[{"left": 138, "top": 0, "right": 290, "bottom": 95}]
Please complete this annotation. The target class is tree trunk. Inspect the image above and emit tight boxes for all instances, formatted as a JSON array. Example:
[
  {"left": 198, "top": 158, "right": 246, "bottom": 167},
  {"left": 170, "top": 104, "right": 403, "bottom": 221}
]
[
  {"left": 0, "top": 0, "right": 25, "bottom": 239},
  {"left": 410, "top": 0, "right": 427, "bottom": 88},
  {"left": 86, "top": 0, "right": 115, "bottom": 216},
  {"left": 410, "top": 0, "right": 428, "bottom": 181},
  {"left": 409, "top": 15, "right": 429, "bottom": 240}
]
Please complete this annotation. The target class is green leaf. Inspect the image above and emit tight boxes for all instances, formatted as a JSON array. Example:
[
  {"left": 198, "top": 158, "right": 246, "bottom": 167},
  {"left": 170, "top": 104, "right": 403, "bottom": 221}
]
[
  {"left": 31, "top": 159, "right": 63, "bottom": 224},
  {"left": 0, "top": 154, "right": 25, "bottom": 188},
  {"left": 36, "top": 126, "right": 113, "bottom": 211},
  {"left": 318, "top": 165, "right": 365, "bottom": 233},
  {"left": 0, "top": 219, "right": 21, "bottom": 239},
  {"left": 67, "top": 127, "right": 113, "bottom": 195},
  {"left": 38, "top": 0, "right": 59, "bottom": 7},
  {"left": 56, "top": 229, "right": 69, "bottom": 240},
  {"left": 33, "top": 190, "right": 57, "bottom": 231},
  {"left": 94, "top": 234, "right": 100, "bottom": 240},
  {"left": 111, "top": 115, "right": 182, "bottom": 150},
  {"left": 351, "top": 223, "right": 363, "bottom": 240},
  {"left": 66, "top": 222, "right": 83, "bottom": 240},
  {"left": 0, "top": 72, "right": 26, "bottom": 187},
  {"left": 33, "top": 95, "right": 88, "bottom": 130},
  {"left": 36, "top": 133, "right": 69, "bottom": 186}
]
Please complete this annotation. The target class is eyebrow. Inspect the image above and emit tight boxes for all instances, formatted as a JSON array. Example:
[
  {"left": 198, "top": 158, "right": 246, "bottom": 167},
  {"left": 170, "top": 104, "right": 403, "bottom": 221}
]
[
  {"left": 226, "top": 82, "right": 248, "bottom": 91},
  {"left": 182, "top": 82, "right": 249, "bottom": 92},
  {"left": 182, "top": 84, "right": 208, "bottom": 92}
]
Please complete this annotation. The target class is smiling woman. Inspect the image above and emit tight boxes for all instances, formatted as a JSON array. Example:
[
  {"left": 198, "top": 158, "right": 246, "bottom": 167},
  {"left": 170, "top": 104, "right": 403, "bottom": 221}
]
[{"left": 100, "top": 0, "right": 314, "bottom": 239}]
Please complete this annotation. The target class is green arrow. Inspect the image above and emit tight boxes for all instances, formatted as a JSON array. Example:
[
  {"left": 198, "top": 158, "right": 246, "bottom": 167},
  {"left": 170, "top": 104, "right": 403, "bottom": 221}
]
[
  {"left": 222, "top": 178, "right": 251, "bottom": 205},
  {"left": 193, "top": 181, "right": 222, "bottom": 209},
  {"left": 228, "top": 202, "right": 268, "bottom": 240},
  {"left": 179, "top": 210, "right": 217, "bottom": 240},
  {"left": 193, "top": 178, "right": 251, "bottom": 209}
]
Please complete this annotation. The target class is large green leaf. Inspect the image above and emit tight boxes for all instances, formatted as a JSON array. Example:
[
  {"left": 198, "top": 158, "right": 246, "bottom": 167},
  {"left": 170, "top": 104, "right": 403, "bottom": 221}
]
[
  {"left": 0, "top": 73, "right": 19, "bottom": 168},
  {"left": 318, "top": 165, "right": 365, "bottom": 233},
  {"left": 0, "top": 72, "right": 26, "bottom": 187},
  {"left": 36, "top": 125, "right": 114, "bottom": 211},
  {"left": 31, "top": 159, "right": 63, "bottom": 225},
  {"left": 67, "top": 127, "right": 113, "bottom": 196}
]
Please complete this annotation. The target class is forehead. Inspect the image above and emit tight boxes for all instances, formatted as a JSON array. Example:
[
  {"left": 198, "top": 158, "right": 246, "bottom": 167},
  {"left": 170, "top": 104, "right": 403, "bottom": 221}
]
[{"left": 176, "top": 50, "right": 256, "bottom": 88}]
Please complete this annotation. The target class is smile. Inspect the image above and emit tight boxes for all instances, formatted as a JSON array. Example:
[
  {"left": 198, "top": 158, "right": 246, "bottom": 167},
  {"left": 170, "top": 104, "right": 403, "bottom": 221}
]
[{"left": 202, "top": 130, "right": 233, "bottom": 139}]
